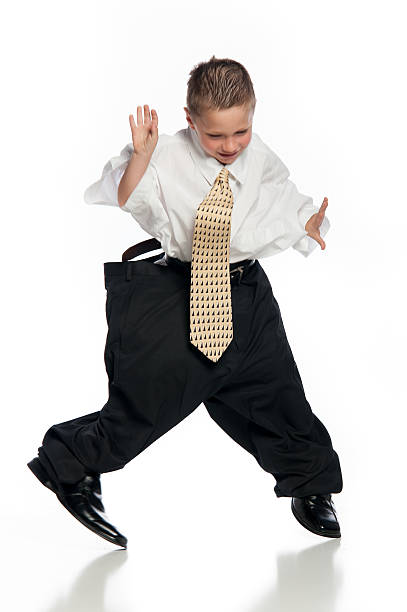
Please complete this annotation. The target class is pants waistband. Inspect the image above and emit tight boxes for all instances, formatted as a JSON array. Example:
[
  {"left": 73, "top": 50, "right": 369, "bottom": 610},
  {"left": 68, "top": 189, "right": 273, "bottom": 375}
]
[{"left": 165, "top": 255, "right": 256, "bottom": 284}]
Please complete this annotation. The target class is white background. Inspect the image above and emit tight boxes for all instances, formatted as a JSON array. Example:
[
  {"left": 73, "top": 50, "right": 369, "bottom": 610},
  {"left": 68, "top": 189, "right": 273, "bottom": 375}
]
[{"left": 3, "top": 0, "right": 406, "bottom": 610}]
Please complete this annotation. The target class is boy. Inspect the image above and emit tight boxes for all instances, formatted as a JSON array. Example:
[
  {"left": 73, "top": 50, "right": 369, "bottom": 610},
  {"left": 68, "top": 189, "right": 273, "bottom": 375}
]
[{"left": 27, "top": 56, "right": 343, "bottom": 548}]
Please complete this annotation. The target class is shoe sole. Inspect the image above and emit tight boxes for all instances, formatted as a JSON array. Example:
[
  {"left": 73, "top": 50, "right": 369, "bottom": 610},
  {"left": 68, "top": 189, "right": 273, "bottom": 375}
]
[
  {"left": 291, "top": 498, "right": 341, "bottom": 538},
  {"left": 27, "top": 458, "right": 127, "bottom": 548}
]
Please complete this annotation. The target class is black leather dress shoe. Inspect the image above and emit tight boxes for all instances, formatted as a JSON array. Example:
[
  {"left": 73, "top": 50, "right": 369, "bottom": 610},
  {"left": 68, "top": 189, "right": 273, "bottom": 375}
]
[
  {"left": 291, "top": 494, "right": 341, "bottom": 538},
  {"left": 27, "top": 457, "right": 127, "bottom": 548}
]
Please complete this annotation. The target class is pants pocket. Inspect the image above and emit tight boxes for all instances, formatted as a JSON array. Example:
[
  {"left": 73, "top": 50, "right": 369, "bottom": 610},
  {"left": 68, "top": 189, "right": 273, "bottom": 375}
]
[
  {"left": 104, "top": 279, "right": 135, "bottom": 384},
  {"left": 104, "top": 339, "right": 121, "bottom": 384}
]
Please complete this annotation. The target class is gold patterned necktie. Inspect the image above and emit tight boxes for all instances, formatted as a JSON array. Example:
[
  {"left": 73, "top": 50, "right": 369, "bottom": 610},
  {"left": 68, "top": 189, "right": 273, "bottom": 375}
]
[{"left": 189, "top": 166, "right": 234, "bottom": 363}]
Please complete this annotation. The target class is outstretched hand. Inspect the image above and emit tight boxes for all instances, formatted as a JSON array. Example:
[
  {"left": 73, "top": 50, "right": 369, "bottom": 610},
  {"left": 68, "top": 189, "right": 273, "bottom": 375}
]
[
  {"left": 305, "top": 197, "right": 328, "bottom": 250},
  {"left": 129, "top": 105, "right": 158, "bottom": 158}
]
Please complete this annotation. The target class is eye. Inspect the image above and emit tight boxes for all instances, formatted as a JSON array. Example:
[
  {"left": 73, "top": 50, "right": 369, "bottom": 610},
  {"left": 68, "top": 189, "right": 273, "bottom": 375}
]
[{"left": 209, "top": 130, "right": 247, "bottom": 138}]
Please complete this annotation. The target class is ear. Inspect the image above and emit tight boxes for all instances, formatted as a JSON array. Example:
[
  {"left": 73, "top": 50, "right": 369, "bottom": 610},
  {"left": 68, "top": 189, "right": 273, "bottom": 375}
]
[{"left": 184, "top": 106, "right": 195, "bottom": 129}]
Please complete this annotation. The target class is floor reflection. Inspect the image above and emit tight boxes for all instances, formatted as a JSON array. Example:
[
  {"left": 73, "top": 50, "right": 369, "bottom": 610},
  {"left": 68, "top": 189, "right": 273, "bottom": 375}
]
[
  {"left": 249, "top": 539, "right": 343, "bottom": 612},
  {"left": 41, "top": 533, "right": 342, "bottom": 611},
  {"left": 44, "top": 549, "right": 128, "bottom": 612}
]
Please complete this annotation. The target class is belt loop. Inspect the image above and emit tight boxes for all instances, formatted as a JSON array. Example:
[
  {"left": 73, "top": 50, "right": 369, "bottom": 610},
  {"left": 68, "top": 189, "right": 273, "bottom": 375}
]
[{"left": 125, "top": 261, "right": 132, "bottom": 281}]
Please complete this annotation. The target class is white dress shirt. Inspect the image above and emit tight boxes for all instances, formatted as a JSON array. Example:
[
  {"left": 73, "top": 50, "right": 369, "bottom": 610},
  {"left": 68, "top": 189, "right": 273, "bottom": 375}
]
[{"left": 84, "top": 126, "right": 329, "bottom": 263}]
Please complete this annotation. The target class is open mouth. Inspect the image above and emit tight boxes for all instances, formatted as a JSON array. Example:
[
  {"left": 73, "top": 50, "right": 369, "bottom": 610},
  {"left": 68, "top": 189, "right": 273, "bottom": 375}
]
[{"left": 220, "top": 151, "right": 239, "bottom": 158}]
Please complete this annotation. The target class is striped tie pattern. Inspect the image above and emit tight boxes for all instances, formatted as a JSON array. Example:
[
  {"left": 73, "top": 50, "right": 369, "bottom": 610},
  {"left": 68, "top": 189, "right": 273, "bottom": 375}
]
[{"left": 189, "top": 167, "right": 234, "bottom": 362}]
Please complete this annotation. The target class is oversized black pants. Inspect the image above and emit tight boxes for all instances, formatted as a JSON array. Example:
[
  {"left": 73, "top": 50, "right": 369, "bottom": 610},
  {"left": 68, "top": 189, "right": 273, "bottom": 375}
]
[{"left": 36, "top": 255, "right": 343, "bottom": 498}]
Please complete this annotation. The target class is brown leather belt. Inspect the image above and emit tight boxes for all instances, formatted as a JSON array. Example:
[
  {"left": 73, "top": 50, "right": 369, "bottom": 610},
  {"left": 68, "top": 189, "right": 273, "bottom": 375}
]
[{"left": 122, "top": 238, "right": 163, "bottom": 262}]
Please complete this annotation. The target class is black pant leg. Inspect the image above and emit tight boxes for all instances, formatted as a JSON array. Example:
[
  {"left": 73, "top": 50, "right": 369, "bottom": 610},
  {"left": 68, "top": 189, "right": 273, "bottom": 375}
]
[
  {"left": 36, "top": 260, "right": 237, "bottom": 484},
  {"left": 203, "top": 262, "right": 343, "bottom": 498}
]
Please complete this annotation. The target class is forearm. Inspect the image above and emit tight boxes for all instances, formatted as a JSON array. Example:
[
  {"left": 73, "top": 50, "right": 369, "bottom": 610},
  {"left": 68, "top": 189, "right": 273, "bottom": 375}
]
[{"left": 118, "top": 152, "right": 151, "bottom": 207}]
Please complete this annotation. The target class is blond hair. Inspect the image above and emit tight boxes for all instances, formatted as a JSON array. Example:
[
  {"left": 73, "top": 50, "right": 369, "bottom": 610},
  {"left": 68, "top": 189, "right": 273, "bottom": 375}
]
[{"left": 186, "top": 55, "right": 256, "bottom": 119}]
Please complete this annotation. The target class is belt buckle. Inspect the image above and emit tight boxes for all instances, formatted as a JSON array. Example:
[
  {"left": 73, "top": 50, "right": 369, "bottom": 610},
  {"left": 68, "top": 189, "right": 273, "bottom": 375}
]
[{"left": 231, "top": 265, "right": 245, "bottom": 285}]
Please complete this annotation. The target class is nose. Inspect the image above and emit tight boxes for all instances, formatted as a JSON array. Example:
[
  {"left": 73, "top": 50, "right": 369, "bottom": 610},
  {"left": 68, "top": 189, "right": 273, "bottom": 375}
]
[
  {"left": 223, "top": 137, "right": 239, "bottom": 150},
  {"left": 221, "top": 143, "right": 238, "bottom": 154}
]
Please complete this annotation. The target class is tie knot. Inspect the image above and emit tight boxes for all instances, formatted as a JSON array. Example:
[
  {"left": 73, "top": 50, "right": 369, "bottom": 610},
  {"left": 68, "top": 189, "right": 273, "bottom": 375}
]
[{"left": 216, "top": 167, "right": 230, "bottom": 185}]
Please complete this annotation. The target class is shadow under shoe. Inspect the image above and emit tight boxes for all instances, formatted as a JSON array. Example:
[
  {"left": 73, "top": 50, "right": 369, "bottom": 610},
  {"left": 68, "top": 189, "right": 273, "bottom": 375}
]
[
  {"left": 291, "top": 493, "right": 341, "bottom": 538},
  {"left": 27, "top": 457, "right": 127, "bottom": 548}
]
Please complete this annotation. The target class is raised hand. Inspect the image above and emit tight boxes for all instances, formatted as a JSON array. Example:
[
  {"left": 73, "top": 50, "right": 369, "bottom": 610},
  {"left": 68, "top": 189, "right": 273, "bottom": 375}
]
[
  {"left": 129, "top": 105, "right": 158, "bottom": 158},
  {"left": 305, "top": 197, "right": 329, "bottom": 250}
]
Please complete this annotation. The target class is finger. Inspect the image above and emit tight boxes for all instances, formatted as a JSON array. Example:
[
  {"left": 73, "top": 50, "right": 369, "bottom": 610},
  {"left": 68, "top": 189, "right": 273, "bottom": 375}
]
[
  {"left": 144, "top": 104, "right": 151, "bottom": 124},
  {"left": 150, "top": 110, "right": 158, "bottom": 132},
  {"left": 318, "top": 199, "right": 328, "bottom": 218},
  {"left": 136, "top": 105, "right": 143, "bottom": 126},
  {"left": 309, "top": 231, "right": 324, "bottom": 249},
  {"left": 317, "top": 235, "right": 326, "bottom": 249}
]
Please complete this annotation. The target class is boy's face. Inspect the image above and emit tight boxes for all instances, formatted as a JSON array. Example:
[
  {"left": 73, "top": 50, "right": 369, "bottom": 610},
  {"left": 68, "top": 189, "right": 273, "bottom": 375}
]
[{"left": 184, "top": 104, "right": 254, "bottom": 164}]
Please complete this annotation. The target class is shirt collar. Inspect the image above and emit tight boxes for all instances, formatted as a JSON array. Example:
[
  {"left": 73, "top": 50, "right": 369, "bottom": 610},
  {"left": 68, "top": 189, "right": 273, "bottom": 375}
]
[{"left": 185, "top": 125, "right": 250, "bottom": 186}]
